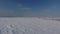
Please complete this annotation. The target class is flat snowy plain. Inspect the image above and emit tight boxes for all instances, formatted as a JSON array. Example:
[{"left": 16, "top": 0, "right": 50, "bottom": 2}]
[{"left": 0, "top": 17, "right": 60, "bottom": 34}]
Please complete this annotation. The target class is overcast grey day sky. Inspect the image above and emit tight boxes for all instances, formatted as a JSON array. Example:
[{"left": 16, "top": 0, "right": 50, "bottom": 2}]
[{"left": 0, "top": 0, "right": 60, "bottom": 17}]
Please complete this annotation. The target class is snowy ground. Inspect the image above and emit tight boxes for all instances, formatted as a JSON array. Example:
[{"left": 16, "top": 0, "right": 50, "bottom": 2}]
[{"left": 0, "top": 17, "right": 60, "bottom": 34}]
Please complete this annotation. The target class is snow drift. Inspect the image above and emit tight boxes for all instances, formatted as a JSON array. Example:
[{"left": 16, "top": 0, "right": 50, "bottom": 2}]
[{"left": 0, "top": 17, "right": 60, "bottom": 34}]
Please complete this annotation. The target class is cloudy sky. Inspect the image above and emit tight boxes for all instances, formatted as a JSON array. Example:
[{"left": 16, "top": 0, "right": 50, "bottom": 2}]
[{"left": 0, "top": 0, "right": 60, "bottom": 17}]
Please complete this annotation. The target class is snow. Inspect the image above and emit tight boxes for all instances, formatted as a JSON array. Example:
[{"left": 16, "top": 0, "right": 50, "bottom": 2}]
[{"left": 0, "top": 17, "right": 60, "bottom": 34}]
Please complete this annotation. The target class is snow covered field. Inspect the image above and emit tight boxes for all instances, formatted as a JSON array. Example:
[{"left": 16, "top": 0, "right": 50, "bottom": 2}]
[{"left": 0, "top": 17, "right": 60, "bottom": 34}]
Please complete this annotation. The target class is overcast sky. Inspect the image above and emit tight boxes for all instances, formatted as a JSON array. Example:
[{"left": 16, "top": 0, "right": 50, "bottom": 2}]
[{"left": 0, "top": 0, "right": 60, "bottom": 17}]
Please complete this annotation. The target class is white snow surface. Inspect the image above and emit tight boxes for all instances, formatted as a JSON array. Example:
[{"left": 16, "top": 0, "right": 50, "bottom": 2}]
[{"left": 0, "top": 17, "right": 60, "bottom": 34}]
